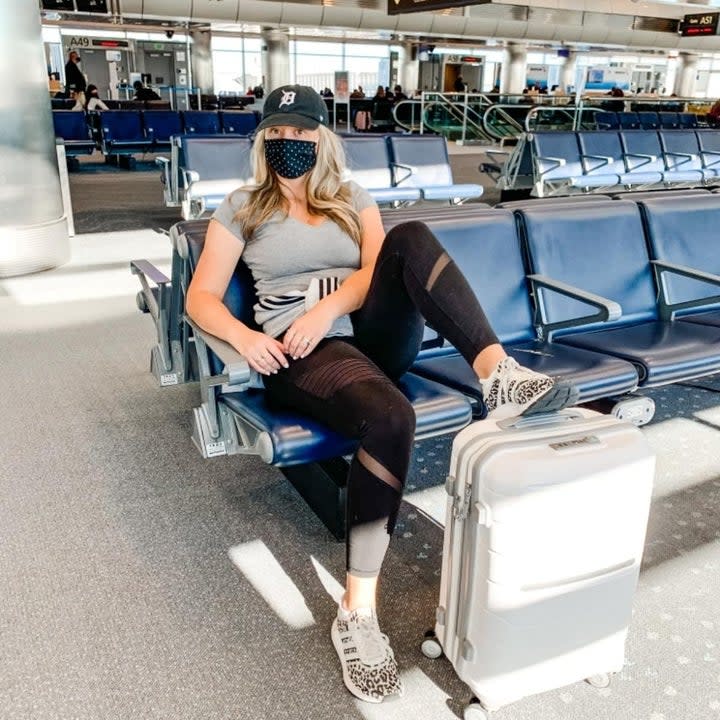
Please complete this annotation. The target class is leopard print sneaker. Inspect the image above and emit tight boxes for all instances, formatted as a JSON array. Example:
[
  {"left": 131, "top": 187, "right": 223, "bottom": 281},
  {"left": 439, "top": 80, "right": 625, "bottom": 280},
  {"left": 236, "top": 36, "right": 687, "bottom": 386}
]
[
  {"left": 481, "top": 357, "right": 578, "bottom": 420},
  {"left": 331, "top": 606, "right": 404, "bottom": 704}
]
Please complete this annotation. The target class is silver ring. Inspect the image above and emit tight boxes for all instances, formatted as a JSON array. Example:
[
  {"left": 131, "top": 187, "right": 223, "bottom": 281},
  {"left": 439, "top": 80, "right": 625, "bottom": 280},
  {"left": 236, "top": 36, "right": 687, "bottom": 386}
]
[{"left": 302, "top": 337, "right": 311, "bottom": 345}]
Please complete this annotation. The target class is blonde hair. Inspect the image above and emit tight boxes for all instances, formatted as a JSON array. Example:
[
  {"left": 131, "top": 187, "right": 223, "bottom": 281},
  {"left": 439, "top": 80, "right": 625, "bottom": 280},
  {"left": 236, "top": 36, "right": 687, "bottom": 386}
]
[{"left": 235, "top": 125, "right": 362, "bottom": 244}]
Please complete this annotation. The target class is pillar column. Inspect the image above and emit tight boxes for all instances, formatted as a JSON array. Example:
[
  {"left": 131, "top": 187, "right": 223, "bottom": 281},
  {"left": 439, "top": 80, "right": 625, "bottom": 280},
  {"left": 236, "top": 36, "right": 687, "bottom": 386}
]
[
  {"left": 190, "top": 29, "right": 214, "bottom": 95},
  {"left": 399, "top": 41, "right": 419, "bottom": 96},
  {"left": 560, "top": 51, "right": 577, "bottom": 94},
  {"left": 500, "top": 42, "right": 527, "bottom": 95},
  {"left": 674, "top": 52, "right": 698, "bottom": 97},
  {"left": 261, "top": 27, "right": 290, "bottom": 94},
  {"left": 0, "top": 0, "right": 69, "bottom": 277}
]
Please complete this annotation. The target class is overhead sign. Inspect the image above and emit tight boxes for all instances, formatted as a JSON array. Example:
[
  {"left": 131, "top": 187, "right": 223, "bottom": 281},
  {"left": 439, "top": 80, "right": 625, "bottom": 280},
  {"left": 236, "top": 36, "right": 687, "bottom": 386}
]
[
  {"left": 679, "top": 12, "right": 719, "bottom": 37},
  {"left": 388, "top": 0, "right": 491, "bottom": 15},
  {"left": 41, "top": 0, "right": 108, "bottom": 10}
]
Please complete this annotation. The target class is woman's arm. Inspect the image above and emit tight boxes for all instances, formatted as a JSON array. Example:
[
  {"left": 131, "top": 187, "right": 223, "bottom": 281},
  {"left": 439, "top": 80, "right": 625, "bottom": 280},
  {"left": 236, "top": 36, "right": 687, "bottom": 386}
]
[
  {"left": 282, "top": 203, "right": 385, "bottom": 358},
  {"left": 186, "top": 219, "right": 288, "bottom": 374}
]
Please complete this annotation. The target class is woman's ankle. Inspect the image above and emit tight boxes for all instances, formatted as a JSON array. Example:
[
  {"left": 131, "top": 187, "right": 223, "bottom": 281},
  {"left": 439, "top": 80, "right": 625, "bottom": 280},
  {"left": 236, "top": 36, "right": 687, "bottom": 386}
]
[{"left": 473, "top": 344, "right": 506, "bottom": 380}]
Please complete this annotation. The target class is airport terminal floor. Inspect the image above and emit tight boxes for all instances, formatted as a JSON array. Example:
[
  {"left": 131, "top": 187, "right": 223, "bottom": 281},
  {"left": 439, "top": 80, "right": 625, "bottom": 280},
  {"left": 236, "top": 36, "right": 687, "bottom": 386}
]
[{"left": 2, "top": 147, "right": 720, "bottom": 720}]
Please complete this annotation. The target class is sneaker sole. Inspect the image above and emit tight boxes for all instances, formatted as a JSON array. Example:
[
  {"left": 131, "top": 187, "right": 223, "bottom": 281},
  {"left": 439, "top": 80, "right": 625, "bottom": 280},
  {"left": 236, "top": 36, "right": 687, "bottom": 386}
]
[
  {"left": 488, "top": 381, "right": 580, "bottom": 420},
  {"left": 331, "top": 620, "right": 383, "bottom": 704}
]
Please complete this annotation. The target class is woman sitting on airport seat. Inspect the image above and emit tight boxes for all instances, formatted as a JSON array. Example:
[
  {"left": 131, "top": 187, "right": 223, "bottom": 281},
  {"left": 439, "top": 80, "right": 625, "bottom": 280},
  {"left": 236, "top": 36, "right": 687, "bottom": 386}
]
[
  {"left": 70, "top": 90, "right": 86, "bottom": 111},
  {"left": 84, "top": 84, "right": 109, "bottom": 112},
  {"left": 185, "top": 84, "right": 577, "bottom": 704}
]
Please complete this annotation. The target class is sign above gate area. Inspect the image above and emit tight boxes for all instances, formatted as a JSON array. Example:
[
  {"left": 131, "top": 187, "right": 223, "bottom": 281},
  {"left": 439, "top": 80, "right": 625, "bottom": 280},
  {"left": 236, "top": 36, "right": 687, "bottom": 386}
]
[{"left": 388, "top": 0, "right": 491, "bottom": 15}]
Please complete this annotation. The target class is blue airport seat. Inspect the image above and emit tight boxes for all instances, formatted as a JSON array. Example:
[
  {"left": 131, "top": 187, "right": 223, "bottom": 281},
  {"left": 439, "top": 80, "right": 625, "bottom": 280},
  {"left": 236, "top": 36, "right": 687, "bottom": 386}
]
[
  {"left": 695, "top": 129, "right": 720, "bottom": 173},
  {"left": 183, "top": 111, "right": 222, "bottom": 134},
  {"left": 99, "top": 110, "right": 153, "bottom": 156},
  {"left": 594, "top": 111, "right": 619, "bottom": 130},
  {"left": 659, "top": 130, "right": 717, "bottom": 183},
  {"left": 618, "top": 112, "right": 641, "bottom": 130},
  {"left": 576, "top": 130, "right": 649, "bottom": 187},
  {"left": 518, "top": 201, "right": 720, "bottom": 385},
  {"left": 619, "top": 130, "right": 692, "bottom": 186},
  {"left": 678, "top": 112, "right": 699, "bottom": 129},
  {"left": 639, "top": 195, "right": 720, "bottom": 328},
  {"left": 52, "top": 111, "right": 95, "bottom": 156},
  {"left": 530, "top": 131, "right": 619, "bottom": 195},
  {"left": 658, "top": 112, "right": 680, "bottom": 129},
  {"left": 143, "top": 110, "right": 184, "bottom": 151},
  {"left": 638, "top": 111, "right": 660, "bottom": 130},
  {"left": 177, "top": 225, "right": 472, "bottom": 536},
  {"left": 390, "top": 212, "right": 639, "bottom": 411},
  {"left": 178, "top": 135, "right": 253, "bottom": 218},
  {"left": 220, "top": 110, "right": 257, "bottom": 135},
  {"left": 387, "top": 135, "right": 484, "bottom": 203},
  {"left": 341, "top": 135, "right": 422, "bottom": 205}
]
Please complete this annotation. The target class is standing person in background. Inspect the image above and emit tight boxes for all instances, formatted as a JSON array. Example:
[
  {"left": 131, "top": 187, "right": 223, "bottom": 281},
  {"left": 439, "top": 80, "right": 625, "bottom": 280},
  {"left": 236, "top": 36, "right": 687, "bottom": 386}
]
[
  {"left": 453, "top": 75, "right": 466, "bottom": 93},
  {"left": 85, "top": 84, "right": 109, "bottom": 111},
  {"left": 64, "top": 51, "right": 87, "bottom": 94}
]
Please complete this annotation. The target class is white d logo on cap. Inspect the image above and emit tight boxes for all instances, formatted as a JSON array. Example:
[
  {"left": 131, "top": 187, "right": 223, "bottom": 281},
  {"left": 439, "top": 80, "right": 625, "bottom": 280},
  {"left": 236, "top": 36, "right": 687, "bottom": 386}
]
[{"left": 278, "top": 90, "right": 296, "bottom": 108}]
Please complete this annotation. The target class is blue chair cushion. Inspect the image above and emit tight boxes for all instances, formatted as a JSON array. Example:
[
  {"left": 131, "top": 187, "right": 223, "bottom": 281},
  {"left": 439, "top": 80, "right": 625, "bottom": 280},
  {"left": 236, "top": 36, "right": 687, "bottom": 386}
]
[
  {"left": 412, "top": 341, "right": 639, "bottom": 406},
  {"left": 555, "top": 320, "right": 720, "bottom": 385},
  {"left": 220, "top": 373, "right": 472, "bottom": 466},
  {"left": 679, "top": 310, "right": 720, "bottom": 329}
]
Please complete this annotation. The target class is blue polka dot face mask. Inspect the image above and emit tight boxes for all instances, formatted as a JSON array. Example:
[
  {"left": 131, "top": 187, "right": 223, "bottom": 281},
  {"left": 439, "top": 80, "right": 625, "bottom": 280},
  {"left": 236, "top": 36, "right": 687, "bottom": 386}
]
[{"left": 264, "top": 138, "right": 317, "bottom": 179}]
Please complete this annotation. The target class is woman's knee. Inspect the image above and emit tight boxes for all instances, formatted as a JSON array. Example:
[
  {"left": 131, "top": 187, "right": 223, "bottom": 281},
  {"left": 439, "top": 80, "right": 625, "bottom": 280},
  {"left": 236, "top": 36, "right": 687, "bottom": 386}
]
[
  {"left": 383, "top": 220, "right": 441, "bottom": 257},
  {"left": 361, "top": 390, "right": 416, "bottom": 451}
]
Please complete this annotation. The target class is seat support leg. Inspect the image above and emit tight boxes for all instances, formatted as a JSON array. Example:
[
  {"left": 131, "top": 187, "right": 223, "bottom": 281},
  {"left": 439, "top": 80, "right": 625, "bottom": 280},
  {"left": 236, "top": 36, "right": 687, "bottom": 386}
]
[{"left": 281, "top": 457, "right": 349, "bottom": 541}]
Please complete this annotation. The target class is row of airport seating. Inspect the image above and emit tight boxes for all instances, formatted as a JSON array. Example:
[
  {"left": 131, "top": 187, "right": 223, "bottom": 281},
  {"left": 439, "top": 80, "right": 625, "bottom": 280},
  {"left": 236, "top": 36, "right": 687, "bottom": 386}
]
[
  {"left": 497, "top": 128, "right": 720, "bottom": 197},
  {"left": 594, "top": 111, "right": 699, "bottom": 131},
  {"left": 52, "top": 109, "right": 258, "bottom": 167},
  {"left": 132, "top": 191, "right": 720, "bottom": 537},
  {"left": 159, "top": 133, "right": 484, "bottom": 219}
]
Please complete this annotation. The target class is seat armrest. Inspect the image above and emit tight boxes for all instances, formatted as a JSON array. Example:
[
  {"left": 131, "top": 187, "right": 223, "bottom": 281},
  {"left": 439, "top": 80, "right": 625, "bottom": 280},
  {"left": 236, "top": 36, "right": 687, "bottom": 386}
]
[
  {"left": 536, "top": 154, "right": 566, "bottom": 173},
  {"left": 130, "top": 259, "right": 170, "bottom": 322},
  {"left": 700, "top": 149, "right": 720, "bottom": 167},
  {"left": 527, "top": 273, "right": 622, "bottom": 340},
  {"left": 185, "top": 317, "right": 259, "bottom": 390},
  {"left": 624, "top": 152, "right": 655, "bottom": 170},
  {"left": 651, "top": 259, "right": 720, "bottom": 319},
  {"left": 580, "top": 153, "right": 612, "bottom": 173},
  {"left": 155, "top": 156, "right": 170, "bottom": 167},
  {"left": 391, "top": 161, "right": 414, "bottom": 186},
  {"left": 663, "top": 150, "right": 692, "bottom": 168}
]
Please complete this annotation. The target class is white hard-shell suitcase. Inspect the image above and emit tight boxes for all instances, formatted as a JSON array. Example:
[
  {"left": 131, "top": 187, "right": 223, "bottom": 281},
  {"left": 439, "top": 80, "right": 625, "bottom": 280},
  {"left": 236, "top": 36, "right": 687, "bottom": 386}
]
[{"left": 424, "top": 408, "right": 655, "bottom": 718}]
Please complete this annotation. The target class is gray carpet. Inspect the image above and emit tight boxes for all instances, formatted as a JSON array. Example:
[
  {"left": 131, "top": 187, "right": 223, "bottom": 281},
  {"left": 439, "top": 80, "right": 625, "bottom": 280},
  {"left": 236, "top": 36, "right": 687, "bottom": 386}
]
[{"left": 1, "top": 160, "right": 719, "bottom": 720}]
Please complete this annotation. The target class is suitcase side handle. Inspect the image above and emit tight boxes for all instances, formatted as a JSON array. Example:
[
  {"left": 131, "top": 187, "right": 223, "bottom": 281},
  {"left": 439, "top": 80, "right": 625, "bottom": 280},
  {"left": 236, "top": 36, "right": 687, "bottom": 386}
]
[{"left": 497, "top": 409, "right": 585, "bottom": 430}]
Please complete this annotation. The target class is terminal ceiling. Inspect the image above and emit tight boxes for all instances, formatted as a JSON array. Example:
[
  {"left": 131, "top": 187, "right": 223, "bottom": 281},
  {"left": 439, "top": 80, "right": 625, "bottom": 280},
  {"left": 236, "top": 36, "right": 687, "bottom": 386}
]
[{"left": 51, "top": 0, "right": 720, "bottom": 52}]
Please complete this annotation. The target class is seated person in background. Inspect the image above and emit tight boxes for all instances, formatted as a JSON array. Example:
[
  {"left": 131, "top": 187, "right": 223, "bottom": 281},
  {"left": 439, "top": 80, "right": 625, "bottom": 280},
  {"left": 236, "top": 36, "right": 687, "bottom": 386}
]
[
  {"left": 70, "top": 91, "right": 86, "bottom": 111},
  {"left": 133, "top": 80, "right": 161, "bottom": 102},
  {"left": 372, "top": 85, "right": 385, "bottom": 100},
  {"left": 708, "top": 98, "right": 720, "bottom": 127},
  {"left": 186, "top": 84, "right": 577, "bottom": 705},
  {"left": 85, "top": 84, "right": 109, "bottom": 111},
  {"left": 392, "top": 84, "right": 408, "bottom": 102}
]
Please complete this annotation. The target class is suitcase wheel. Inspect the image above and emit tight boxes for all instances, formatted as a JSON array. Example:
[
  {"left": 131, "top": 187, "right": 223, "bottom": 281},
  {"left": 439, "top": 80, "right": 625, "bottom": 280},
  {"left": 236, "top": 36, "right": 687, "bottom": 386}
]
[
  {"left": 463, "top": 699, "right": 489, "bottom": 720},
  {"left": 585, "top": 673, "right": 611, "bottom": 689},
  {"left": 420, "top": 635, "right": 443, "bottom": 660}
]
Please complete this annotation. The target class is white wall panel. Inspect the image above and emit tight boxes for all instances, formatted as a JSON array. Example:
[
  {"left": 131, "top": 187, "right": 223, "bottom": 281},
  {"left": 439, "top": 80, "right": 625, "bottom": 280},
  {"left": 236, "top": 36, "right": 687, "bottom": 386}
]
[
  {"left": 237, "top": 0, "right": 282, "bottom": 24},
  {"left": 395, "top": 14, "right": 435, "bottom": 33},
  {"left": 359, "top": 10, "right": 398, "bottom": 31},
  {"left": 321, "top": 7, "right": 363, "bottom": 30},
  {"left": 280, "top": 4, "right": 323, "bottom": 26},
  {"left": 192, "top": 0, "right": 239, "bottom": 22},
  {"left": 429, "top": 15, "right": 467, "bottom": 36},
  {"left": 118, "top": 0, "right": 143, "bottom": 16},
  {"left": 142, "top": 0, "right": 191, "bottom": 21}
]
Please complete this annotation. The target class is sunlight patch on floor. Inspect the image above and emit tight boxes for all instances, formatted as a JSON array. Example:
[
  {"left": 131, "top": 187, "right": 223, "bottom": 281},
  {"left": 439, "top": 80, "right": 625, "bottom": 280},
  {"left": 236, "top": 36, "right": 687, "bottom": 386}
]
[{"left": 229, "top": 540, "right": 315, "bottom": 629}]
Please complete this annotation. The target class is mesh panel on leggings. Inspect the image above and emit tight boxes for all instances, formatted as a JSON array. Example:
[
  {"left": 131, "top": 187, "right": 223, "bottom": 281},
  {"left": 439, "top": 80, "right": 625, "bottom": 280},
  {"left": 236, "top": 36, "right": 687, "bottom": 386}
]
[{"left": 294, "top": 356, "right": 391, "bottom": 400}]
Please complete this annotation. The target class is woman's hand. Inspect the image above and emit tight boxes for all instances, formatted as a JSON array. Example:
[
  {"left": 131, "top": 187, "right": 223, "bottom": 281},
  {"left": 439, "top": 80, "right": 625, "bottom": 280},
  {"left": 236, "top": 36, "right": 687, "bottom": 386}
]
[
  {"left": 232, "top": 326, "right": 288, "bottom": 376},
  {"left": 284, "top": 305, "right": 335, "bottom": 359}
]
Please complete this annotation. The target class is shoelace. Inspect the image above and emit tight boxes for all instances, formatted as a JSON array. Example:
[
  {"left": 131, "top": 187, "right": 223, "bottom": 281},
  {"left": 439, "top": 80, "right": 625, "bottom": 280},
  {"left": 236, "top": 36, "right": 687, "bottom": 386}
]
[
  {"left": 494, "top": 357, "right": 545, "bottom": 403},
  {"left": 352, "top": 612, "right": 392, "bottom": 667}
]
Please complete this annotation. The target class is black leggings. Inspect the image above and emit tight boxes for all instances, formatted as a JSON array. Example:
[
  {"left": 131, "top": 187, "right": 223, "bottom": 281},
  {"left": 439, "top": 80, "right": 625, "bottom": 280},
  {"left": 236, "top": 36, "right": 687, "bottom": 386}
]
[{"left": 263, "top": 221, "right": 499, "bottom": 577}]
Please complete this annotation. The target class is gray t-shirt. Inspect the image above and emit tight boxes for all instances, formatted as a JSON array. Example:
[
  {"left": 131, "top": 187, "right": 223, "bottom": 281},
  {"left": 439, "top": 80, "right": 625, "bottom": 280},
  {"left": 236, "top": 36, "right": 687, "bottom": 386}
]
[{"left": 212, "top": 180, "right": 375, "bottom": 339}]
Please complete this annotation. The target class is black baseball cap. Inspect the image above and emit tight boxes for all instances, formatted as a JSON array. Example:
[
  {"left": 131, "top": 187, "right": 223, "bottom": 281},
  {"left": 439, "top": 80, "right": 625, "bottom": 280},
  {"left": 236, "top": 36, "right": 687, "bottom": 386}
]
[{"left": 256, "top": 85, "right": 328, "bottom": 132}]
